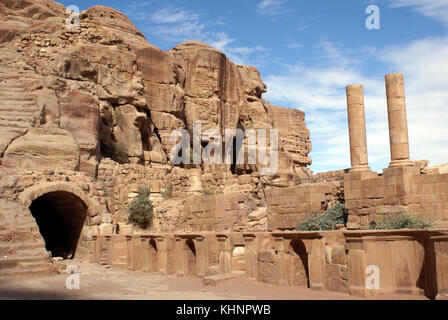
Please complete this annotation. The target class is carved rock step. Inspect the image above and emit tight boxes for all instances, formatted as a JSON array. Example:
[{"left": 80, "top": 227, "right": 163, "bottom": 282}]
[
  {"left": 0, "top": 242, "right": 49, "bottom": 257},
  {"left": 0, "top": 71, "right": 41, "bottom": 132},
  {"left": 0, "top": 119, "right": 34, "bottom": 128},
  {"left": 0, "top": 93, "right": 35, "bottom": 100},
  {"left": 0, "top": 104, "right": 39, "bottom": 112},
  {"left": 0, "top": 113, "right": 39, "bottom": 122},
  {"left": 0, "top": 265, "right": 55, "bottom": 278},
  {"left": 0, "top": 200, "right": 54, "bottom": 278},
  {"left": 0, "top": 255, "right": 51, "bottom": 271}
]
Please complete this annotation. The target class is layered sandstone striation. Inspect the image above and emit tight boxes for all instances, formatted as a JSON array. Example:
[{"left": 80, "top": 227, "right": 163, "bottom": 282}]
[
  {"left": 0, "top": 0, "right": 311, "bottom": 179},
  {"left": 0, "top": 0, "right": 312, "bottom": 235}
]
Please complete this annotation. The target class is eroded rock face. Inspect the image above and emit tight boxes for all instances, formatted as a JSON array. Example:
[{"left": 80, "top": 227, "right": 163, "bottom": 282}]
[
  {"left": 0, "top": 0, "right": 65, "bottom": 43},
  {"left": 2, "top": 126, "right": 80, "bottom": 171},
  {"left": 0, "top": 0, "right": 312, "bottom": 179},
  {"left": 114, "top": 104, "right": 147, "bottom": 158},
  {"left": 267, "top": 106, "right": 312, "bottom": 178},
  {"left": 171, "top": 41, "right": 243, "bottom": 133}
]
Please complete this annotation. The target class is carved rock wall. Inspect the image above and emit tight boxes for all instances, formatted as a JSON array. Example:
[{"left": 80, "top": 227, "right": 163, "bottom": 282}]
[{"left": 0, "top": 0, "right": 312, "bottom": 179}]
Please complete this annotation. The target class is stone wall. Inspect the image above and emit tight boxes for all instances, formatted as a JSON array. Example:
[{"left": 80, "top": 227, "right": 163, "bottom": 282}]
[
  {"left": 345, "top": 229, "right": 448, "bottom": 299},
  {"left": 95, "top": 158, "right": 267, "bottom": 232},
  {"left": 0, "top": 167, "right": 105, "bottom": 225},
  {"left": 0, "top": 156, "right": 269, "bottom": 237},
  {"left": 345, "top": 166, "right": 448, "bottom": 229},
  {"left": 182, "top": 194, "right": 267, "bottom": 233},
  {"left": 81, "top": 229, "right": 448, "bottom": 299},
  {"left": 266, "top": 170, "right": 346, "bottom": 231}
]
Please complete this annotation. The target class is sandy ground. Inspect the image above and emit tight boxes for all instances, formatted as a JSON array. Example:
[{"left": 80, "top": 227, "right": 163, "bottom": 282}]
[{"left": 0, "top": 261, "right": 427, "bottom": 300}]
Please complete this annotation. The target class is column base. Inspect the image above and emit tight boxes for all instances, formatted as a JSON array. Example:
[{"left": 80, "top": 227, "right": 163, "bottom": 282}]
[
  {"left": 388, "top": 160, "right": 413, "bottom": 168},
  {"left": 349, "top": 165, "right": 371, "bottom": 173}
]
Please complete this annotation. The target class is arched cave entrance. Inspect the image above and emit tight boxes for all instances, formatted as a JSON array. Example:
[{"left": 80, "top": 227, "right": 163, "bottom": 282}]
[
  {"left": 29, "top": 191, "right": 88, "bottom": 259},
  {"left": 148, "top": 238, "right": 158, "bottom": 272},
  {"left": 288, "top": 239, "right": 310, "bottom": 288},
  {"left": 185, "top": 239, "right": 197, "bottom": 276}
]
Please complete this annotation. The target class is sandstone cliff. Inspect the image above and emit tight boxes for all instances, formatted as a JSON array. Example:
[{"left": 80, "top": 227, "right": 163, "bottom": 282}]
[{"left": 0, "top": 0, "right": 312, "bottom": 179}]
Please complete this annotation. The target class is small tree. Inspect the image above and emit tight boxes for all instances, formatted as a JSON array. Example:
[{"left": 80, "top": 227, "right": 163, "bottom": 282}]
[{"left": 127, "top": 187, "right": 153, "bottom": 229}]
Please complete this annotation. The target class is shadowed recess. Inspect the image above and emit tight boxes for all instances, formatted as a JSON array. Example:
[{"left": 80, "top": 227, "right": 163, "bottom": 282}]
[
  {"left": 290, "top": 239, "right": 310, "bottom": 288},
  {"left": 29, "top": 191, "right": 87, "bottom": 259}
]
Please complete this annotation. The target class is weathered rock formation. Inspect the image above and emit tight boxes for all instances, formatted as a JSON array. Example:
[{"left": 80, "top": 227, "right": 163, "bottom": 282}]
[{"left": 0, "top": 0, "right": 311, "bottom": 179}]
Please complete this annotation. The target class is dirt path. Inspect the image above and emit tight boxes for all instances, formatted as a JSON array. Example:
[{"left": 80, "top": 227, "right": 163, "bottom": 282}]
[{"left": 0, "top": 262, "right": 427, "bottom": 300}]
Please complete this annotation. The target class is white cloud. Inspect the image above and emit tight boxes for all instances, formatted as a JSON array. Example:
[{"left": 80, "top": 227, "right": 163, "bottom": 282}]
[
  {"left": 389, "top": 0, "right": 448, "bottom": 26},
  {"left": 152, "top": 21, "right": 207, "bottom": 42},
  {"left": 209, "top": 33, "right": 265, "bottom": 65},
  {"left": 380, "top": 36, "right": 448, "bottom": 167},
  {"left": 257, "top": 0, "right": 286, "bottom": 16},
  {"left": 150, "top": 8, "right": 199, "bottom": 24},
  {"left": 119, "top": 1, "right": 152, "bottom": 21},
  {"left": 145, "top": 7, "right": 208, "bottom": 42},
  {"left": 209, "top": 32, "right": 235, "bottom": 51},
  {"left": 145, "top": 7, "right": 269, "bottom": 66},
  {"left": 264, "top": 37, "right": 448, "bottom": 173},
  {"left": 119, "top": 3, "right": 269, "bottom": 66}
]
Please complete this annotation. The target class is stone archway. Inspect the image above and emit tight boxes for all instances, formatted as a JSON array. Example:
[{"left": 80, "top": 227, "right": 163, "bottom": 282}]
[
  {"left": 19, "top": 182, "right": 96, "bottom": 259},
  {"left": 185, "top": 239, "right": 196, "bottom": 276},
  {"left": 148, "top": 238, "right": 158, "bottom": 272},
  {"left": 288, "top": 239, "right": 310, "bottom": 288}
]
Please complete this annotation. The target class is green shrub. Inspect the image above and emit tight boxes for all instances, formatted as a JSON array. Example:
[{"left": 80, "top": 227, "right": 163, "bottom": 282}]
[
  {"left": 297, "top": 203, "right": 348, "bottom": 231},
  {"left": 369, "top": 214, "right": 432, "bottom": 230},
  {"left": 127, "top": 187, "right": 153, "bottom": 229},
  {"left": 161, "top": 182, "right": 173, "bottom": 200}
]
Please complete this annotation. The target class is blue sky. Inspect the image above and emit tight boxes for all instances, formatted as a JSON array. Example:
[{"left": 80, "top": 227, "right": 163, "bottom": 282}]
[{"left": 58, "top": 0, "right": 448, "bottom": 173}]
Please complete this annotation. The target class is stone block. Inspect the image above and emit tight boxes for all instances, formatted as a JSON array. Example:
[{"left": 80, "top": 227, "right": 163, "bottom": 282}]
[
  {"left": 258, "top": 251, "right": 276, "bottom": 264},
  {"left": 237, "top": 174, "right": 252, "bottom": 185},
  {"left": 347, "top": 222, "right": 360, "bottom": 230},
  {"left": 99, "top": 223, "right": 114, "bottom": 235},
  {"left": 331, "top": 245, "right": 347, "bottom": 265}
]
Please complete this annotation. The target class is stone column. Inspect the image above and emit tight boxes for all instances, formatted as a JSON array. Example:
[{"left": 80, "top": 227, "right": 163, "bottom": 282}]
[
  {"left": 92, "top": 235, "right": 100, "bottom": 264},
  {"left": 274, "top": 236, "right": 288, "bottom": 286},
  {"left": 125, "top": 235, "right": 134, "bottom": 270},
  {"left": 105, "top": 235, "right": 113, "bottom": 267},
  {"left": 243, "top": 234, "right": 258, "bottom": 280},
  {"left": 141, "top": 236, "right": 149, "bottom": 272},
  {"left": 346, "top": 85, "right": 370, "bottom": 172},
  {"left": 156, "top": 236, "right": 169, "bottom": 275},
  {"left": 194, "top": 236, "right": 209, "bottom": 277},
  {"left": 217, "top": 235, "right": 232, "bottom": 275},
  {"left": 385, "top": 73, "right": 413, "bottom": 167},
  {"left": 429, "top": 231, "right": 448, "bottom": 300},
  {"left": 174, "top": 237, "right": 185, "bottom": 276},
  {"left": 308, "top": 239, "right": 326, "bottom": 291}
]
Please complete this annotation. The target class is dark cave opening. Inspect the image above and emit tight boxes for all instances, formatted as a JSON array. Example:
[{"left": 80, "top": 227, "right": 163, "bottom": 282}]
[{"left": 29, "top": 191, "right": 88, "bottom": 259}]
